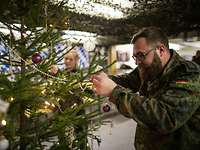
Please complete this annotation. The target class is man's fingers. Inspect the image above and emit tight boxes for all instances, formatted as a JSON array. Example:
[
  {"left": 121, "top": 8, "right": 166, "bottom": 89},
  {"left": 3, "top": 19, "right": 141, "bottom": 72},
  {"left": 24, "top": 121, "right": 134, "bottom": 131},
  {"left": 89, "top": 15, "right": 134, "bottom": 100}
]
[
  {"left": 92, "top": 75, "right": 102, "bottom": 82},
  {"left": 92, "top": 85, "right": 97, "bottom": 93},
  {"left": 92, "top": 77, "right": 102, "bottom": 95},
  {"left": 90, "top": 71, "right": 108, "bottom": 82},
  {"left": 92, "top": 84, "right": 100, "bottom": 95},
  {"left": 99, "top": 71, "right": 107, "bottom": 78},
  {"left": 92, "top": 78, "right": 101, "bottom": 87}
]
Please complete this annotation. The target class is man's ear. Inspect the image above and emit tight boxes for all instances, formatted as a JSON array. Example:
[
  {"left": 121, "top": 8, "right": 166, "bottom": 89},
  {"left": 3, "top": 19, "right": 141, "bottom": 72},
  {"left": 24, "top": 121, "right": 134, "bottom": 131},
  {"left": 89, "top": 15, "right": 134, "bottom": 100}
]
[{"left": 156, "top": 44, "right": 165, "bottom": 57}]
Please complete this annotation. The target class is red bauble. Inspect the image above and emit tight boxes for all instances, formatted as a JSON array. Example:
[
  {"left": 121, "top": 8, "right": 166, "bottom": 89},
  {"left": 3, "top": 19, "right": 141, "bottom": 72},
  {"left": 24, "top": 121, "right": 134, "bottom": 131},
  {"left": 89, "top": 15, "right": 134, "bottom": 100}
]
[
  {"left": 103, "top": 104, "right": 111, "bottom": 112},
  {"left": 32, "top": 53, "right": 42, "bottom": 64}
]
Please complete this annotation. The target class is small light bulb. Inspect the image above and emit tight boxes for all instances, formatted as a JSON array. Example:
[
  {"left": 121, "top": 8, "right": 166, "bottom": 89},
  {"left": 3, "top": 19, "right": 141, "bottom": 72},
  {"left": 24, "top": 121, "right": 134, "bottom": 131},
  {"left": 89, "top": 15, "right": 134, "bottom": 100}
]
[
  {"left": 1, "top": 120, "right": 6, "bottom": 126},
  {"left": 10, "top": 97, "right": 14, "bottom": 101},
  {"left": 49, "top": 81, "right": 53, "bottom": 85},
  {"left": 71, "top": 103, "right": 77, "bottom": 108},
  {"left": 45, "top": 101, "right": 50, "bottom": 106}
]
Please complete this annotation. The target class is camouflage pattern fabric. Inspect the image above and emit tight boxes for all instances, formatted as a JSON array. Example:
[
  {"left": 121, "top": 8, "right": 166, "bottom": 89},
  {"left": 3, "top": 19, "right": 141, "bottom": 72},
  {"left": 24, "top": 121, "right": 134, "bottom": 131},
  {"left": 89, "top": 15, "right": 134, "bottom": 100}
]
[{"left": 110, "top": 50, "right": 200, "bottom": 150}]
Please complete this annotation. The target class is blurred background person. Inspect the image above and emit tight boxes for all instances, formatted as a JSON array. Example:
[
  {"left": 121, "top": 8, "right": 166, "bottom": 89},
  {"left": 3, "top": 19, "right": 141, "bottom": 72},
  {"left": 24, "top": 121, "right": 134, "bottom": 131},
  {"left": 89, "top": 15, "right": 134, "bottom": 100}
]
[
  {"left": 192, "top": 50, "right": 200, "bottom": 65},
  {"left": 51, "top": 49, "right": 89, "bottom": 150},
  {"left": 50, "top": 49, "right": 79, "bottom": 75}
]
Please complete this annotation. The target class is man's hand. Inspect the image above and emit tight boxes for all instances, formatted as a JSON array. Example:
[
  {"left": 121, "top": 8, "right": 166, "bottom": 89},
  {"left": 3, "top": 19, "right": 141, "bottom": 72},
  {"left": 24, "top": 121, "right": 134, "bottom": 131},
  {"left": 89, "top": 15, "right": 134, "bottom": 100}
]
[{"left": 91, "top": 72, "right": 117, "bottom": 97}]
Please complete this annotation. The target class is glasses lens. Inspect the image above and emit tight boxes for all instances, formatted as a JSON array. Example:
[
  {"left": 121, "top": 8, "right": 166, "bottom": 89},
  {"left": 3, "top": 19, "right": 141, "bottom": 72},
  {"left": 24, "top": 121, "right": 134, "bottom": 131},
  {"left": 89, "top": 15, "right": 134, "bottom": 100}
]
[{"left": 135, "top": 52, "right": 145, "bottom": 61}]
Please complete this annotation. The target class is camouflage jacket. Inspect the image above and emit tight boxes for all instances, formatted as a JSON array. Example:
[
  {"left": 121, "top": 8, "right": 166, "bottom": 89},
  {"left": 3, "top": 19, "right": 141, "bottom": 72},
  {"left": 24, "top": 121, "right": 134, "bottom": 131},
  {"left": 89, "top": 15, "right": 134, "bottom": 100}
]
[
  {"left": 193, "top": 58, "right": 200, "bottom": 66},
  {"left": 110, "top": 50, "right": 200, "bottom": 150}
]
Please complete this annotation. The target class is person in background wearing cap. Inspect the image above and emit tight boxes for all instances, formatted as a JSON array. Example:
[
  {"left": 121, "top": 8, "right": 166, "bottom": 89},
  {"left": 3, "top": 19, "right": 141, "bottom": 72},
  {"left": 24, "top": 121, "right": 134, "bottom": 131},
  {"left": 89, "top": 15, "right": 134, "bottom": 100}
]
[{"left": 91, "top": 27, "right": 200, "bottom": 150}]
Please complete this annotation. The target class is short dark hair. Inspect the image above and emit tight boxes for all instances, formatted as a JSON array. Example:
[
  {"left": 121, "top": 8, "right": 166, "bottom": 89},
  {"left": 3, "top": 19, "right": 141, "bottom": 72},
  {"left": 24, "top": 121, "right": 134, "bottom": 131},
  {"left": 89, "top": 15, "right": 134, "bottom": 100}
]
[{"left": 131, "top": 27, "right": 169, "bottom": 49}]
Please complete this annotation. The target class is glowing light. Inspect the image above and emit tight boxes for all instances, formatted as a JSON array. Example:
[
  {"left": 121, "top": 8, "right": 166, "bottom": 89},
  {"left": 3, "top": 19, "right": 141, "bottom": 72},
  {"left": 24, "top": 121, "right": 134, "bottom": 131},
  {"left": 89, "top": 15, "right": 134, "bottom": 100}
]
[
  {"left": 49, "top": 81, "right": 53, "bottom": 85},
  {"left": 45, "top": 101, "right": 51, "bottom": 106},
  {"left": 71, "top": 103, "right": 77, "bottom": 108},
  {"left": 10, "top": 97, "right": 14, "bottom": 101},
  {"left": 1, "top": 120, "right": 6, "bottom": 126}
]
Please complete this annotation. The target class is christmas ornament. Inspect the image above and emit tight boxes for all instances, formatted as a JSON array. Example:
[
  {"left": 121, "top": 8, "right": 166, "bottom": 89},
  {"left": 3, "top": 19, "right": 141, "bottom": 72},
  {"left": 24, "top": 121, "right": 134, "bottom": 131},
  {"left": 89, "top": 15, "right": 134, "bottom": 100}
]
[
  {"left": 102, "top": 104, "right": 111, "bottom": 112},
  {"left": 32, "top": 53, "right": 42, "bottom": 64}
]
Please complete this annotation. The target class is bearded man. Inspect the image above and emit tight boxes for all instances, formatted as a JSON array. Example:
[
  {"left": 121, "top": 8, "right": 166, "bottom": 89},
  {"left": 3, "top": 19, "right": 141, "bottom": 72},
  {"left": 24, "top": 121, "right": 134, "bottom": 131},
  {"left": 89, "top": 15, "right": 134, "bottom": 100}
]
[{"left": 91, "top": 27, "right": 200, "bottom": 150}]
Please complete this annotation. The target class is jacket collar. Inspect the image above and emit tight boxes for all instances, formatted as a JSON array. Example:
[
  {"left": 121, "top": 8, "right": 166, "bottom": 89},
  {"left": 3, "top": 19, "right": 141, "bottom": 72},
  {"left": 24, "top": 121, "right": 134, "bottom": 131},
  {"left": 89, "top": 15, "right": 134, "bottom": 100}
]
[{"left": 162, "top": 49, "right": 184, "bottom": 76}]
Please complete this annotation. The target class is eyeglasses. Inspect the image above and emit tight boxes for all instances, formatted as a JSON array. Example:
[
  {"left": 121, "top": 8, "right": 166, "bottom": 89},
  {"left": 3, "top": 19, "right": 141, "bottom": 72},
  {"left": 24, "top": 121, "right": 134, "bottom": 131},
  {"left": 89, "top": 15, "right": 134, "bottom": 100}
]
[{"left": 132, "top": 49, "right": 155, "bottom": 61}]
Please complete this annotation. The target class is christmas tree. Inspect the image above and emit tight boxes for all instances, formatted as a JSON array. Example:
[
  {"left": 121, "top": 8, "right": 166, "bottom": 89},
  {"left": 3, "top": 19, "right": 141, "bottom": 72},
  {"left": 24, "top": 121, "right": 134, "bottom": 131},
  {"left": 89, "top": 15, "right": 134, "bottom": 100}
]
[{"left": 0, "top": 0, "right": 111, "bottom": 149}]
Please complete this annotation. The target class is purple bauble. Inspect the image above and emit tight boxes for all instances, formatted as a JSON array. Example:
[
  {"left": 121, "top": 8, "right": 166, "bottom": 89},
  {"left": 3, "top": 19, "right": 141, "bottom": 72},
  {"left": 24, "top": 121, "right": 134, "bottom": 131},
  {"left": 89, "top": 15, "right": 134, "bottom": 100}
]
[
  {"left": 103, "top": 104, "right": 111, "bottom": 112},
  {"left": 32, "top": 53, "right": 42, "bottom": 64}
]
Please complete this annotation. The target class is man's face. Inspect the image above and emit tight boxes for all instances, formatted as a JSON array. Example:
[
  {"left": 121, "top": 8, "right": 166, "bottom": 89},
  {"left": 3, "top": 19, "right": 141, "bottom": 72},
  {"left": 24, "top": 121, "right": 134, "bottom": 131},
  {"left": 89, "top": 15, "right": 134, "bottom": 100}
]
[
  {"left": 64, "top": 52, "right": 77, "bottom": 71},
  {"left": 133, "top": 37, "right": 163, "bottom": 82}
]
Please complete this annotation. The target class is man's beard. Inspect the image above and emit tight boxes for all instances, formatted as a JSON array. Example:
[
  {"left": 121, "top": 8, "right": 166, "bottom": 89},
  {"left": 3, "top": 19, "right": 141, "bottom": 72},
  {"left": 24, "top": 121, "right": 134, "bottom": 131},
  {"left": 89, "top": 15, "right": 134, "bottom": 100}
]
[{"left": 139, "top": 52, "right": 163, "bottom": 83}]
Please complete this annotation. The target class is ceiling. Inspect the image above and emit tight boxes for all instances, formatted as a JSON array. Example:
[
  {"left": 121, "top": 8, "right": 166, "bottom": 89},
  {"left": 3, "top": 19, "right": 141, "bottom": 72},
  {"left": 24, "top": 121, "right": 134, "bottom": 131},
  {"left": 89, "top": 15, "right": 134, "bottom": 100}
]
[
  {"left": 68, "top": 0, "right": 200, "bottom": 43},
  {"left": 0, "top": 0, "right": 200, "bottom": 44}
]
